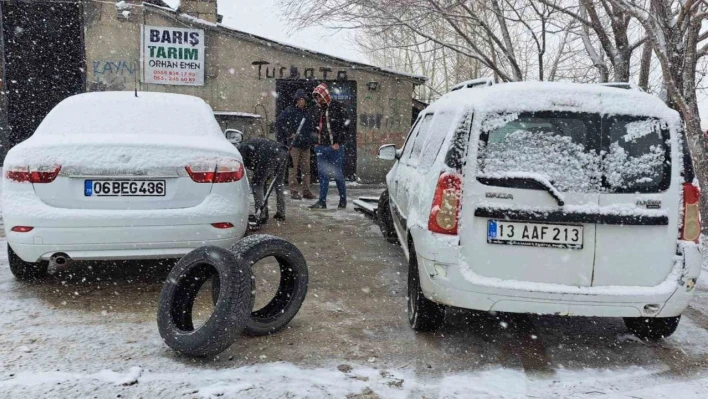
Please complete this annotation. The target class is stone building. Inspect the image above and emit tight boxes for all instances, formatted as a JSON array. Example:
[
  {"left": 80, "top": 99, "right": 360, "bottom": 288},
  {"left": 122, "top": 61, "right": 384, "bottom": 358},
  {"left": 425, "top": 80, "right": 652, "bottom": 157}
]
[{"left": 0, "top": 0, "right": 424, "bottom": 182}]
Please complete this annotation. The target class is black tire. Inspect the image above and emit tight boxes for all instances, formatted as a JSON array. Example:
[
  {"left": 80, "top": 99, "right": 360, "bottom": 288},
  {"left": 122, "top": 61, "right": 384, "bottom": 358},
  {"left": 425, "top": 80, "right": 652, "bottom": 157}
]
[
  {"left": 157, "top": 246, "right": 252, "bottom": 357},
  {"left": 213, "top": 235, "right": 309, "bottom": 336},
  {"left": 8, "top": 245, "right": 49, "bottom": 281},
  {"left": 624, "top": 316, "right": 681, "bottom": 340},
  {"left": 377, "top": 190, "right": 399, "bottom": 244},
  {"left": 407, "top": 242, "right": 445, "bottom": 331}
]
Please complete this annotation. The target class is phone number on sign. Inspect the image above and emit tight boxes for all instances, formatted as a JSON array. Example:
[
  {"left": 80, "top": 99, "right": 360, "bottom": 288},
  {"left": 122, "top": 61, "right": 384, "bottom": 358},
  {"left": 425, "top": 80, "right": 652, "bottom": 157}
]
[
  {"left": 153, "top": 71, "right": 197, "bottom": 77},
  {"left": 151, "top": 74, "right": 197, "bottom": 83}
]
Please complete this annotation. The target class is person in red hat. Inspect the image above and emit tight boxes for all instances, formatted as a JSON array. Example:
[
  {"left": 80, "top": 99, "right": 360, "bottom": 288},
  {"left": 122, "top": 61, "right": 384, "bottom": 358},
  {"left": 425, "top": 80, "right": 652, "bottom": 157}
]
[{"left": 309, "top": 83, "right": 348, "bottom": 209}]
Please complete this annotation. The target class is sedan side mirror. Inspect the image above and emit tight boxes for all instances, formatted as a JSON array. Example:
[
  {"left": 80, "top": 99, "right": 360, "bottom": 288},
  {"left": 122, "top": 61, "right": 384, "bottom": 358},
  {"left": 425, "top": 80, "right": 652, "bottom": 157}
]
[
  {"left": 378, "top": 144, "right": 398, "bottom": 161},
  {"left": 225, "top": 129, "right": 243, "bottom": 145}
]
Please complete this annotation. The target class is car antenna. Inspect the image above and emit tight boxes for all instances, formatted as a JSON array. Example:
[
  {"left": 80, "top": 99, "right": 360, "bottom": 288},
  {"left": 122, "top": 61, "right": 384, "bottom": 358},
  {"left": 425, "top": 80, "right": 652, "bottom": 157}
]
[{"left": 134, "top": 60, "right": 139, "bottom": 97}]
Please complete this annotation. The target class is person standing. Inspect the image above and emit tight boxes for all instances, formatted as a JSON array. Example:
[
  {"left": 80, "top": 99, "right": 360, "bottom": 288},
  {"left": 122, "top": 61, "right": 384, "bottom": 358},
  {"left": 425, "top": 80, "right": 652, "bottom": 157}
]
[
  {"left": 309, "top": 83, "right": 347, "bottom": 210},
  {"left": 238, "top": 137, "right": 289, "bottom": 222},
  {"left": 276, "top": 89, "right": 316, "bottom": 200}
]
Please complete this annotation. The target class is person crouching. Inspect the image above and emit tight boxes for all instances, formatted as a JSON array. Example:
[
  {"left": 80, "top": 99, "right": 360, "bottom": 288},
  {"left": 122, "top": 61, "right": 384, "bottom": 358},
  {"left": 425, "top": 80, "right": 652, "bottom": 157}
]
[{"left": 238, "top": 137, "right": 289, "bottom": 222}]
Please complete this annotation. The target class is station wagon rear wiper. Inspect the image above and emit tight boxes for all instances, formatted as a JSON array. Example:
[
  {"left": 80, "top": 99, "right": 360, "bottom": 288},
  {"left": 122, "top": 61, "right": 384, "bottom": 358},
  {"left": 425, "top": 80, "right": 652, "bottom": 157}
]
[{"left": 477, "top": 173, "right": 565, "bottom": 206}]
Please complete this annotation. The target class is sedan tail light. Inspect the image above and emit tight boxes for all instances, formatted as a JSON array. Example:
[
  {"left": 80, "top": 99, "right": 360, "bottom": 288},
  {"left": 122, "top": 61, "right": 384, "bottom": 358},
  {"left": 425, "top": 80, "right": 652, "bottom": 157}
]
[
  {"left": 5, "top": 165, "right": 62, "bottom": 183},
  {"left": 214, "top": 159, "right": 245, "bottom": 183},
  {"left": 428, "top": 172, "right": 463, "bottom": 235},
  {"left": 186, "top": 159, "right": 244, "bottom": 183},
  {"left": 211, "top": 222, "right": 234, "bottom": 229},
  {"left": 682, "top": 182, "right": 701, "bottom": 243}
]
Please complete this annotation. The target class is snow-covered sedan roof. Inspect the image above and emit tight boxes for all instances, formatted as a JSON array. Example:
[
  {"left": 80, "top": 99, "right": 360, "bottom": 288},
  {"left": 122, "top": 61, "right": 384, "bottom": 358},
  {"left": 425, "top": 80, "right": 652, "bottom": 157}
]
[
  {"left": 428, "top": 82, "right": 680, "bottom": 123},
  {"left": 35, "top": 91, "right": 221, "bottom": 137},
  {"left": 5, "top": 91, "right": 240, "bottom": 171}
]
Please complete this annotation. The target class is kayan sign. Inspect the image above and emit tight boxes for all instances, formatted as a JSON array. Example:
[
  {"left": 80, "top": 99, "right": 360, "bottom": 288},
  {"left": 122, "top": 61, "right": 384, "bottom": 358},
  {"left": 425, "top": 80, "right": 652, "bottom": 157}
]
[{"left": 141, "top": 25, "right": 205, "bottom": 86}]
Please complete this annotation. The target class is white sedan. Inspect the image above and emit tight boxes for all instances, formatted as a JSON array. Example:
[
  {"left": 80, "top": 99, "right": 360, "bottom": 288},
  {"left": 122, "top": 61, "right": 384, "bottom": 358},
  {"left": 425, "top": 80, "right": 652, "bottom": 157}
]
[{"left": 2, "top": 92, "right": 250, "bottom": 280}]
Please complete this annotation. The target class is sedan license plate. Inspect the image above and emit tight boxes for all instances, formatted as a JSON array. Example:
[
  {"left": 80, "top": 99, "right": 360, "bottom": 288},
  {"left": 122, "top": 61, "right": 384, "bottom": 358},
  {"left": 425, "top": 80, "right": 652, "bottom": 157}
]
[
  {"left": 85, "top": 180, "right": 166, "bottom": 197},
  {"left": 487, "top": 220, "right": 583, "bottom": 249}
]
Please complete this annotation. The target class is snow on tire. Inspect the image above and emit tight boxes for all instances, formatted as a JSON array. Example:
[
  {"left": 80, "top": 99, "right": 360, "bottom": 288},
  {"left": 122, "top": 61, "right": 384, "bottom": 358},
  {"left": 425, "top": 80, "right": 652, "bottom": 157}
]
[
  {"left": 157, "top": 246, "right": 252, "bottom": 358},
  {"left": 214, "top": 235, "right": 309, "bottom": 337}
]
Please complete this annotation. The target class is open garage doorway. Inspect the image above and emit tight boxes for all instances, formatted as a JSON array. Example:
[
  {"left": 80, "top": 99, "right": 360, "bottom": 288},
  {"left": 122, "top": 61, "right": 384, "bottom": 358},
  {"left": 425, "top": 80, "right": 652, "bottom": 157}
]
[
  {"left": 1, "top": 1, "right": 85, "bottom": 151},
  {"left": 276, "top": 80, "right": 358, "bottom": 181}
]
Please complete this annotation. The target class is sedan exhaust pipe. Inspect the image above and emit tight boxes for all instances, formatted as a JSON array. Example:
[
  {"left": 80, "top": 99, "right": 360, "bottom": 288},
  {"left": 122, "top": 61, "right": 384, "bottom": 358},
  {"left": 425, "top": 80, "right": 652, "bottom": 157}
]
[{"left": 50, "top": 253, "right": 71, "bottom": 267}]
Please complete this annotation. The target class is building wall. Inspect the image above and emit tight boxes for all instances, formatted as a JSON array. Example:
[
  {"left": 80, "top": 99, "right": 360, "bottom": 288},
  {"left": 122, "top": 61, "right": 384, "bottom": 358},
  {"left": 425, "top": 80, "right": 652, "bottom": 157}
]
[{"left": 83, "top": 2, "right": 417, "bottom": 182}]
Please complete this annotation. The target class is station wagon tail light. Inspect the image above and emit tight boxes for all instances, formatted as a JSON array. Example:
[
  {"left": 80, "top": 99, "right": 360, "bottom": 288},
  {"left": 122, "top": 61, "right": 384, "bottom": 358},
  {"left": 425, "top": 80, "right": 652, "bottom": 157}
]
[
  {"left": 682, "top": 182, "right": 701, "bottom": 243},
  {"left": 428, "top": 172, "right": 462, "bottom": 235},
  {"left": 5, "top": 165, "right": 61, "bottom": 183},
  {"left": 186, "top": 160, "right": 244, "bottom": 183}
]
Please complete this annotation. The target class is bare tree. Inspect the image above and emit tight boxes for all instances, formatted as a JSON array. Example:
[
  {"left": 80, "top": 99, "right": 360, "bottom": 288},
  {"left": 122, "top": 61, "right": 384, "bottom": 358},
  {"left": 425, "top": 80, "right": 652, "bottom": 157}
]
[
  {"left": 606, "top": 0, "right": 708, "bottom": 215},
  {"left": 279, "top": 0, "right": 585, "bottom": 85},
  {"left": 537, "top": 0, "right": 648, "bottom": 82}
]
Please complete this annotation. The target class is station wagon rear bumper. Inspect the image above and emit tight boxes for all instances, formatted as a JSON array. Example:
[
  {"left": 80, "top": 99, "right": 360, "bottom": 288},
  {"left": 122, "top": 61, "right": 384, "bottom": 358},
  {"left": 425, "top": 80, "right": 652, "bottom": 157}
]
[{"left": 412, "top": 228, "right": 702, "bottom": 318}]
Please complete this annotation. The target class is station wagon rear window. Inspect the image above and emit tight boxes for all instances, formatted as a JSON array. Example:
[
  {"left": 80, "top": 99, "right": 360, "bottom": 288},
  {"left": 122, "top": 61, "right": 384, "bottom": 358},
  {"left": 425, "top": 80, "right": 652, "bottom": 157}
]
[{"left": 477, "top": 112, "right": 670, "bottom": 193}]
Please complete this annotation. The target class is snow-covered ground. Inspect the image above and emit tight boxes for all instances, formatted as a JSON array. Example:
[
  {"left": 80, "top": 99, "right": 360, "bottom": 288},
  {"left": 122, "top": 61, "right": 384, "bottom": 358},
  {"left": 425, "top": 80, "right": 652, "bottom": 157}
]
[{"left": 1, "top": 193, "right": 708, "bottom": 398}]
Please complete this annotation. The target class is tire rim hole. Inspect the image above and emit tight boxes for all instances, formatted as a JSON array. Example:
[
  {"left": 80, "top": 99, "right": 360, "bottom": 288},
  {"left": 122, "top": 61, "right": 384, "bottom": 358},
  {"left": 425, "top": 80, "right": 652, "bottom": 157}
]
[
  {"left": 250, "top": 256, "right": 284, "bottom": 314},
  {"left": 171, "top": 262, "right": 219, "bottom": 332}
]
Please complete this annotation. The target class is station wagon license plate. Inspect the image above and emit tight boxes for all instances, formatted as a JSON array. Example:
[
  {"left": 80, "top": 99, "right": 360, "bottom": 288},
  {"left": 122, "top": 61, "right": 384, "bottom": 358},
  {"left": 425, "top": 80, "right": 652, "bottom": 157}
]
[
  {"left": 84, "top": 180, "right": 166, "bottom": 197},
  {"left": 487, "top": 220, "right": 583, "bottom": 249}
]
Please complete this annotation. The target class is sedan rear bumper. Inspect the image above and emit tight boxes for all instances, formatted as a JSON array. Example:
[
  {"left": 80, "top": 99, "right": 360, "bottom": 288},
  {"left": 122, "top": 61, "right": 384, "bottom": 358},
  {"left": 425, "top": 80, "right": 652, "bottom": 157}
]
[{"left": 8, "top": 223, "right": 245, "bottom": 262}]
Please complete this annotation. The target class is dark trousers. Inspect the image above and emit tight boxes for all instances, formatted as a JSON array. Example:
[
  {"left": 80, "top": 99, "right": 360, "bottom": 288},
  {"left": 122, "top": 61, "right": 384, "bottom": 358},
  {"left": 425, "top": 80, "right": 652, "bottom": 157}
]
[
  {"left": 251, "top": 150, "right": 288, "bottom": 219},
  {"left": 314, "top": 145, "right": 346, "bottom": 204}
]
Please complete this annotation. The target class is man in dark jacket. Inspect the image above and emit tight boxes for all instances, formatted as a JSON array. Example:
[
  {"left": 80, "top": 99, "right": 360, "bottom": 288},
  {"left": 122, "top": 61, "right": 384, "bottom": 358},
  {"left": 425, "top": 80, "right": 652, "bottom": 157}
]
[
  {"left": 276, "top": 89, "right": 316, "bottom": 200},
  {"left": 238, "top": 137, "right": 289, "bottom": 222},
  {"left": 309, "top": 83, "right": 348, "bottom": 210}
]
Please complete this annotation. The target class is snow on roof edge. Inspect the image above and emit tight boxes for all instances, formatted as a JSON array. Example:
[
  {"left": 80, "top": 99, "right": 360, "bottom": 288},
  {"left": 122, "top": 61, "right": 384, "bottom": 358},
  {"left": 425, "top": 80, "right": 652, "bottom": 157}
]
[
  {"left": 142, "top": 3, "right": 426, "bottom": 84},
  {"left": 427, "top": 81, "right": 680, "bottom": 123},
  {"left": 213, "top": 111, "right": 262, "bottom": 119}
]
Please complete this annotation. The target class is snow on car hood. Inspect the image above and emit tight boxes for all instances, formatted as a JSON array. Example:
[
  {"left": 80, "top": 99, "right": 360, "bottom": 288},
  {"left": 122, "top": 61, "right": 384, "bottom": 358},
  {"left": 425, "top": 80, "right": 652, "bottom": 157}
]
[{"left": 3, "top": 134, "right": 242, "bottom": 170}]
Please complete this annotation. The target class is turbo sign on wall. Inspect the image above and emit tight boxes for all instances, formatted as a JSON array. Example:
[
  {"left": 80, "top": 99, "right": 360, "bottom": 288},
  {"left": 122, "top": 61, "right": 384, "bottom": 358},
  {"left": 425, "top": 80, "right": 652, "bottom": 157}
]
[{"left": 141, "top": 25, "right": 205, "bottom": 86}]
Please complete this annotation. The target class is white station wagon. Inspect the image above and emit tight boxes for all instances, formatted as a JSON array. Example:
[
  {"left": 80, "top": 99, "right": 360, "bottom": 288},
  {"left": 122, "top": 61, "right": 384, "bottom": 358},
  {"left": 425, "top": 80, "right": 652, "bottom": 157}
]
[{"left": 377, "top": 80, "right": 702, "bottom": 340}]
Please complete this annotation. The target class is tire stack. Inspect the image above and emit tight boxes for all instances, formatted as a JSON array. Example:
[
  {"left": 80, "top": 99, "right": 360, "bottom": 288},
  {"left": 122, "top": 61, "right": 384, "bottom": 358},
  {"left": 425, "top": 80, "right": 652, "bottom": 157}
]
[{"left": 157, "top": 235, "right": 308, "bottom": 357}]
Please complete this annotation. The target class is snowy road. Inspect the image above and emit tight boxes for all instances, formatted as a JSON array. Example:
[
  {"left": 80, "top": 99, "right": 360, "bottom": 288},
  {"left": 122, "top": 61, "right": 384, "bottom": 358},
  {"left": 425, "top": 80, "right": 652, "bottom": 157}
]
[{"left": 1, "top": 188, "right": 708, "bottom": 398}]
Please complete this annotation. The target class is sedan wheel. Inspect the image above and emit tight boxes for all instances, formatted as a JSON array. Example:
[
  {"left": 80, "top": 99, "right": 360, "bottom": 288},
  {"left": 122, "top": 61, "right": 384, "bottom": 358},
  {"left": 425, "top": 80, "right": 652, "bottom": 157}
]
[{"left": 8, "top": 245, "right": 49, "bottom": 282}]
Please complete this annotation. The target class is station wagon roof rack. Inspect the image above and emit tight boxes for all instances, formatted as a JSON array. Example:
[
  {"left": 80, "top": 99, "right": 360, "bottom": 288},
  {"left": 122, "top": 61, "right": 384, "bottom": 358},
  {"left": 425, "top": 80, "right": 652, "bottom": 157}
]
[{"left": 450, "top": 77, "right": 495, "bottom": 92}]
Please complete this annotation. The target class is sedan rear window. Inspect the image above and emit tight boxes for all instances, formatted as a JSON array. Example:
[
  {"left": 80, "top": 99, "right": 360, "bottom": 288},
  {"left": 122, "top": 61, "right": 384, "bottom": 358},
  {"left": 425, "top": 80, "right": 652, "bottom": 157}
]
[
  {"left": 37, "top": 95, "right": 211, "bottom": 137},
  {"left": 477, "top": 112, "right": 670, "bottom": 193}
]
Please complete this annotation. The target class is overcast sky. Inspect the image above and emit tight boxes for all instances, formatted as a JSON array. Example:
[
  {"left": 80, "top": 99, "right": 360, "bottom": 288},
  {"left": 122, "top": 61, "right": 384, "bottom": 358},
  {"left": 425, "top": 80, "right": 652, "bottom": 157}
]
[{"left": 163, "top": 0, "right": 365, "bottom": 63}]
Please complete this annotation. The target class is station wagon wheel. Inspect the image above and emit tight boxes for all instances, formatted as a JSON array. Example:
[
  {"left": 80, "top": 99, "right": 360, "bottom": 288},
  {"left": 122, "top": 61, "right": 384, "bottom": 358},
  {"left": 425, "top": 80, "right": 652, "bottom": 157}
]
[
  {"left": 377, "top": 190, "right": 399, "bottom": 244},
  {"left": 7, "top": 245, "right": 49, "bottom": 282},
  {"left": 407, "top": 242, "right": 445, "bottom": 331},
  {"left": 623, "top": 316, "right": 681, "bottom": 340}
]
